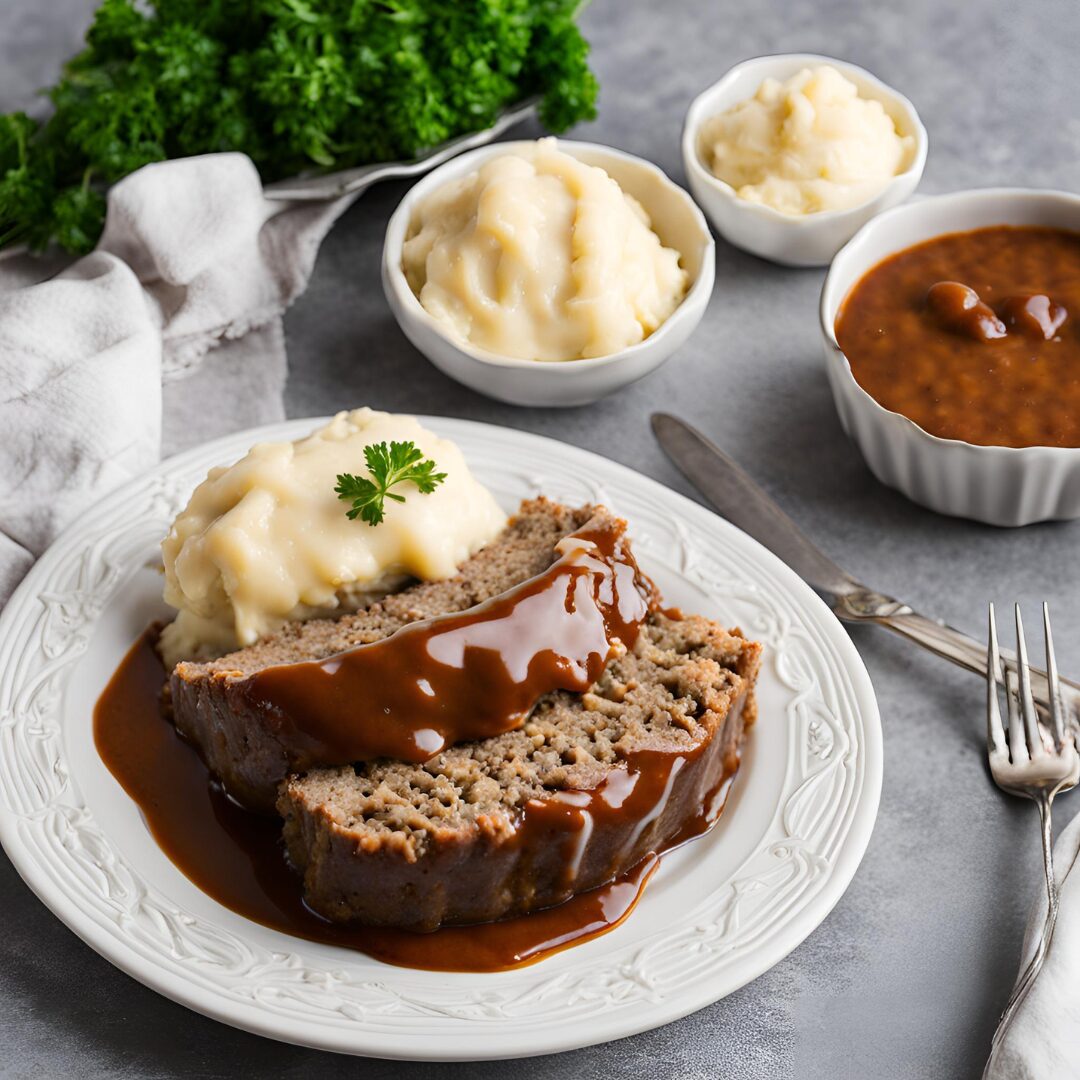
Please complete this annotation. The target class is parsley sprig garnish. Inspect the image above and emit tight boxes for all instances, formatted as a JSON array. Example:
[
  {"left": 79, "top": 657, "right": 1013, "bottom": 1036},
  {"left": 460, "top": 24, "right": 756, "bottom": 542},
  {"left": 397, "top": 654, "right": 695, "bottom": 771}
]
[{"left": 335, "top": 441, "right": 447, "bottom": 527}]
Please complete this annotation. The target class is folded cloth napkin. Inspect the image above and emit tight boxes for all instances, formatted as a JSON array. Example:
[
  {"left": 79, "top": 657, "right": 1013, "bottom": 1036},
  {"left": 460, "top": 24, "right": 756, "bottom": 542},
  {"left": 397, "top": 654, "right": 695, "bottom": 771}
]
[
  {"left": 986, "top": 806, "right": 1080, "bottom": 1079},
  {"left": 0, "top": 153, "right": 358, "bottom": 608}
]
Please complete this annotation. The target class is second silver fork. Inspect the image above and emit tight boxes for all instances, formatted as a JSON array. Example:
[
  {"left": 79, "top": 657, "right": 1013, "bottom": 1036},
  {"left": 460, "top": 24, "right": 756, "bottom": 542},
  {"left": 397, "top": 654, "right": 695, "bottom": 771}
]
[{"left": 983, "top": 603, "right": 1080, "bottom": 1072}]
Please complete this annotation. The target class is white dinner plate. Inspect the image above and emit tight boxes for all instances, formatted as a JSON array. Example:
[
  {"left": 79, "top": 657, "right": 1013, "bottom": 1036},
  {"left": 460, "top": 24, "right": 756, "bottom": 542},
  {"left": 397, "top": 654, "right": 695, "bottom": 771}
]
[{"left": 0, "top": 415, "right": 881, "bottom": 1060}]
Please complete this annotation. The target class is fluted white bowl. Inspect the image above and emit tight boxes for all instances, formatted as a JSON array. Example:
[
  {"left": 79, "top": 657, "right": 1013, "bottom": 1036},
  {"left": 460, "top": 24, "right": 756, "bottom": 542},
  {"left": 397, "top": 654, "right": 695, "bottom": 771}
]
[
  {"left": 821, "top": 187, "right": 1080, "bottom": 526},
  {"left": 382, "top": 140, "right": 714, "bottom": 407},
  {"left": 683, "top": 54, "right": 927, "bottom": 267}
]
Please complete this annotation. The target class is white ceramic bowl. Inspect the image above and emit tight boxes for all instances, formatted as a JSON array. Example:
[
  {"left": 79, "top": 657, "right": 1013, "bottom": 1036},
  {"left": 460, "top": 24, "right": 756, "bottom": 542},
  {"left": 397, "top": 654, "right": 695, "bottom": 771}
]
[
  {"left": 683, "top": 54, "right": 927, "bottom": 268},
  {"left": 382, "top": 140, "right": 714, "bottom": 407},
  {"left": 821, "top": 187, "right": 1080, "bottom": 526}
]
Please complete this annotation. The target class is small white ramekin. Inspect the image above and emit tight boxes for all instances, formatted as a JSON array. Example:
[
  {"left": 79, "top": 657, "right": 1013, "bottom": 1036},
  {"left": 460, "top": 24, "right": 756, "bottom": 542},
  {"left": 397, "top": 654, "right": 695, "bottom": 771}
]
[
  {"left": 821, "top": 187, "right": 1080, "bottom": 527},
  {"left": 682, "top": 54, "right": 927, "bottom": 268},
  {"left": 382, "top": 140, "right": 714, "bottom": 407}
]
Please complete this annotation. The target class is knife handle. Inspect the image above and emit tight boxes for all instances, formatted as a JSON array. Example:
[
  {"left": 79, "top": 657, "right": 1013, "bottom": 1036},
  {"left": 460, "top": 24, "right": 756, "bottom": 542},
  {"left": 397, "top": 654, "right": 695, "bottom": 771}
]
[{"left": 835, "top": 591, "right": 1080, "bottom": 718}]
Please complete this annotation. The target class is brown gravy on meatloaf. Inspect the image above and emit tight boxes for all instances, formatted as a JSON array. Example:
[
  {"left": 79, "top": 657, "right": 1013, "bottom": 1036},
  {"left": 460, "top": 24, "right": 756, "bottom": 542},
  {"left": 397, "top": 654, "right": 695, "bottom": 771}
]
[
  {"left": 94, "top": 632, "right": 739, "bottom": 972},
  {"left": 238, "top": 518, "right": 654, "bottom": 766}
]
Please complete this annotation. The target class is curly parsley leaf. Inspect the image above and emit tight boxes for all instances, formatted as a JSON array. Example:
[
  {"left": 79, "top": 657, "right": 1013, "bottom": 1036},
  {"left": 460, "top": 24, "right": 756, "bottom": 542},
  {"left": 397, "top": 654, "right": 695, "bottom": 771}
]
[{"left": 335, "top": 441, "right": 447, "bottom": 527}]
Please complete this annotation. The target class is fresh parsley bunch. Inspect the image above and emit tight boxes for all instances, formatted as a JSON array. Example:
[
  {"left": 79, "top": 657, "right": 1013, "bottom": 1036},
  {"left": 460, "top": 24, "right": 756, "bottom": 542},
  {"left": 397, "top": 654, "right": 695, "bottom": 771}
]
[{"left": 0, "top": 0, "right": 599, "bottom": 253}]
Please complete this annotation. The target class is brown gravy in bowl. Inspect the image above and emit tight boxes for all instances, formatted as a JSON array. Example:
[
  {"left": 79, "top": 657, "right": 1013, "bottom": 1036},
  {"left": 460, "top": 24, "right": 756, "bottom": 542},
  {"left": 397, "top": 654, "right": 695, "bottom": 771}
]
[{"left": 835, "top": 225, "right": 1080, "bottom": 448}]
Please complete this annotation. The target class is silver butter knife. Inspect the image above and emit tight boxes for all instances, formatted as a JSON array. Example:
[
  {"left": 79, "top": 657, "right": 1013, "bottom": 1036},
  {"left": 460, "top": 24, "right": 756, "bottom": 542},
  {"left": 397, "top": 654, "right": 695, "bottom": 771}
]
[{"left": 652, "top": 412, "right": 1080, "bottom": 718}]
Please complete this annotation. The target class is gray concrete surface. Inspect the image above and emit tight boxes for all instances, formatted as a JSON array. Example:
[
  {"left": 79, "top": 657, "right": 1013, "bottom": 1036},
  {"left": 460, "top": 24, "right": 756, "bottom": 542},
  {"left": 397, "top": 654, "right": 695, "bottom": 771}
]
[{"left": 3, "top": 1, "right": 1080, "bottom": 1077}]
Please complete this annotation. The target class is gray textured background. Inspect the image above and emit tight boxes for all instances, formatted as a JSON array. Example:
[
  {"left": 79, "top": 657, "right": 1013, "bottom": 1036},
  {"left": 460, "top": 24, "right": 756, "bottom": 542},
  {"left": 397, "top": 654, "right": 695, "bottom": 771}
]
[{"left": 3, "top": 1, "right": 1080, "bottom": 1077}]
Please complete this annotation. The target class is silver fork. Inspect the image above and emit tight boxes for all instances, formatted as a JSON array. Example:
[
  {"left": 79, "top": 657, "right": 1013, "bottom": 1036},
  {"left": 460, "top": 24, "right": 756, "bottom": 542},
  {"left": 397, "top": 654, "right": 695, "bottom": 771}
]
[{"left": 983, "top": 603, "right": 1080, "bottom": 1073}]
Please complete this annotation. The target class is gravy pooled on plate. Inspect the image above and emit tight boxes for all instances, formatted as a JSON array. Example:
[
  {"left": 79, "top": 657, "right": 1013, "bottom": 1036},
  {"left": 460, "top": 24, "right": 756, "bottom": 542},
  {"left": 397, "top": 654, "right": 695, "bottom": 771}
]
[{"left": 835, "top": 225, "right": 1080, "bottom": 447}]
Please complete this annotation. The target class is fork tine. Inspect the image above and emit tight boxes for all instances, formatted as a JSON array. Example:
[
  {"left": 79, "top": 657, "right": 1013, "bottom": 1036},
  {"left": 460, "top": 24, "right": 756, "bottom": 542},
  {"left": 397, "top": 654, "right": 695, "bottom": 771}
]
[
  {"left": 1015, "top": 605, "right": 1044, "bottom": 758},
  {"left": 1043, "top": 603, "right": 1067, "bottom": 752},
  {"left": 1005, "top": 668, "right": 1027, "bottom": 765},
  {"left": 987, "top": 604, "right": 1007, "bottom": 758},
  {"left": 1004, "top": 620, "right": 1028, "bottom": 764}
]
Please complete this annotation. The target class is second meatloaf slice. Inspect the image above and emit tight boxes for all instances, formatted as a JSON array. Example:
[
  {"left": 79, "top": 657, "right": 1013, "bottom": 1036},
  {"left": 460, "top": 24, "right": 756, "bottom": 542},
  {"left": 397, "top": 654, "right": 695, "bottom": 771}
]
[{"left": 280, "top": 611, "right": 761, "bottom": 931}]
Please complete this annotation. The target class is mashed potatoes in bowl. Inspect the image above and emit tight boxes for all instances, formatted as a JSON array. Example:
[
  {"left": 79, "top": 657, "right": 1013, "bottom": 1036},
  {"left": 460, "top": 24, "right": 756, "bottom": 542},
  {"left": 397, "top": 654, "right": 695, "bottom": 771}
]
[
  {"left": 383, "top": 139, "right": 715, "bottom": 405},
  {"left": 401, "top": 138, "right": 688, "bottom": 363},
  {"left": 699, "top": 65, "right": 916, "bottom": 216},
  {"left": 682, "top": 54, "right": 926, "bottom": 267}
]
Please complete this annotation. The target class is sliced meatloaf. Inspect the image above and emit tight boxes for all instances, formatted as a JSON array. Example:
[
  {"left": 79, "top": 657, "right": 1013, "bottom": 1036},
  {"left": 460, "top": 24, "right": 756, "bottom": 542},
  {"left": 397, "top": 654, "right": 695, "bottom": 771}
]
[
  {"left": 279, "top": 610, "right": 761, "bottom": 931},
  {"left": 169, "top": 499, "right": 597, "bottom": 812}
]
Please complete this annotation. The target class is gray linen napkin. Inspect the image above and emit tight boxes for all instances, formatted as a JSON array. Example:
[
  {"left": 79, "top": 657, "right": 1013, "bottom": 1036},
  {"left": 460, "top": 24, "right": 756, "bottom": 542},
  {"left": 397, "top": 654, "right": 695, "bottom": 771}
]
[
  {"left": 0, "top": 152, "right": 357, "bottom": 607},
  {"left": 986, "top": 808, "right": 1080, "bottom": 1079}
]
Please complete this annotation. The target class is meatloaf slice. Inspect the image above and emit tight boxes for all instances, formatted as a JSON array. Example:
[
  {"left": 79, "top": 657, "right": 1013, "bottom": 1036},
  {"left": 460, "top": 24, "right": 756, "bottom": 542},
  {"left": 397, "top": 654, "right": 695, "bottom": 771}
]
[
  {"left": 279, "top": 611, "right": 762, "bottom": 931},
  {"left": 169, "top": 499, "right": 597, "bottom": 812}
]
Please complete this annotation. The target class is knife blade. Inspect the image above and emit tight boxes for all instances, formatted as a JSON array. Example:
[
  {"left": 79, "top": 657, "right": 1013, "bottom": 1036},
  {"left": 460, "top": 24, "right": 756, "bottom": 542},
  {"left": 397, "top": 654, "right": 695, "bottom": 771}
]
[
  {"left": 651, "top": 412, "right": 860, "bottom": 602},
  {"left": 651, "top": 412, "right": 1080, "bottom": 714}
]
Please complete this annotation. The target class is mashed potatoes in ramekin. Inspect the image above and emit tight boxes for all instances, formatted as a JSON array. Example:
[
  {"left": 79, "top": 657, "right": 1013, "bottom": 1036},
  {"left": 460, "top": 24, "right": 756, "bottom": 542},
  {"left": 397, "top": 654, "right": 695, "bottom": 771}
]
[
  {"left": 699, "top": 65, "right": 915, "bottom": 216},
  {"left": 401, "top": 138, "right": 688, "bottom": 362}
]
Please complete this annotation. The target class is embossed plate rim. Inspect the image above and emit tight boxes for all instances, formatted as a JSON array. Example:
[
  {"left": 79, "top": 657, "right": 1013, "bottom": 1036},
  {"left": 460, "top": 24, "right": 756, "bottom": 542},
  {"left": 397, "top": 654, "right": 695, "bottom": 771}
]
[{"left": 0, "top": 415, "right": 881, "bottom": 1060}]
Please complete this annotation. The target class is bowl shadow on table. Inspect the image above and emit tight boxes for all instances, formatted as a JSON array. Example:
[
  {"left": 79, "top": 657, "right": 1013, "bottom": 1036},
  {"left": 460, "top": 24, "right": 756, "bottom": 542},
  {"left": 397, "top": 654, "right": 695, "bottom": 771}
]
[
  {"left": 286, "top": 278, "right": 611, "bottom": 434},
  {"left": 282, "top": 176, "right": 476, "bottom": 419}
]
